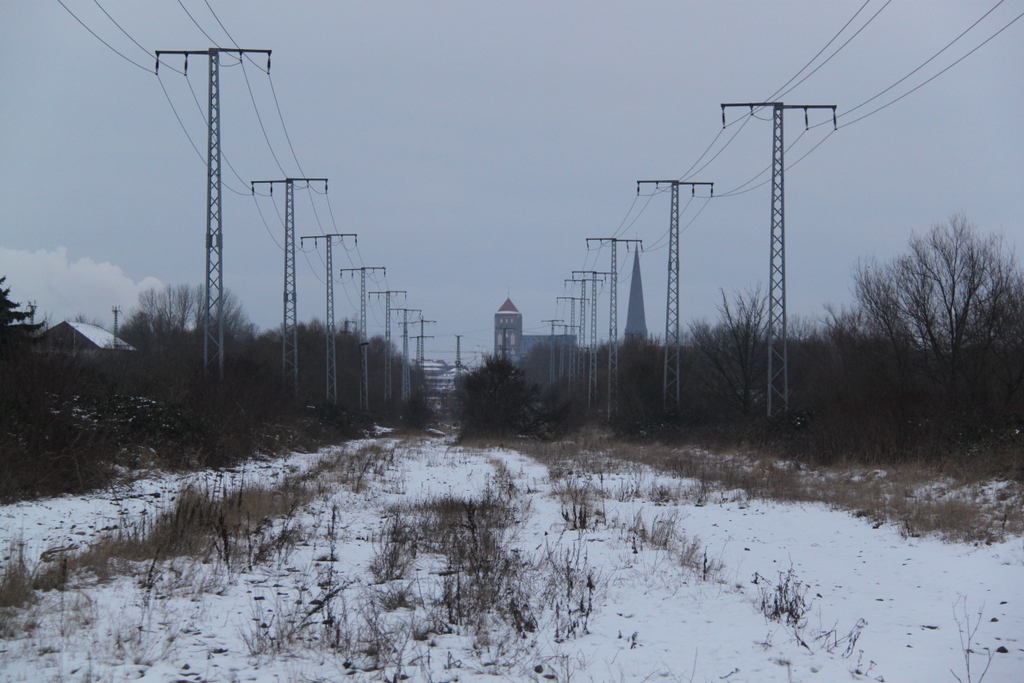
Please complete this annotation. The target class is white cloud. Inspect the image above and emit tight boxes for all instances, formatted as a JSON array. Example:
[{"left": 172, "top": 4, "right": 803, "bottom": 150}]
[{"left": 0, "top": 247, "right": 162, "bottom": 326}]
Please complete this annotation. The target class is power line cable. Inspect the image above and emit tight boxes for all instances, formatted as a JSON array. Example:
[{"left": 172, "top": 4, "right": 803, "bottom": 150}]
[
  {"left": 683, "top": 110, "right": 757, "bottom": 180},
  {"left": 765, "top": 0, "right": 875, "bottom": 101},
  {"left": 712, "top": 1, "right": 1018, "bottom": 196},
  {"left": 157, "top": 71, "right": 249, "bottom": 195},
  {"left": 175, "top": 0, "right": 221, "bottom": 47},
  {"left": 251, "top": 194, "right": 285, "bottom": 251},
  {"left": 302, "top": 248, "right": 326, "bottom": 285},
  {"left": 267, "top": 74, "right": 306, "bottom": 176},
  {"left": 838, "top": 2, "right": 1019, "bottom": 128},
  {"left": 56, "top": 0, "right": 155, "bottom": 73},
  {"left": 716, "top": 127, "right": 809, "bottom": 196},
  {"left": 718, "top": 129, "right": 836, "bottom": 197},
  {"left": 775, "top": 0, "right": 893, "bottom": 101},
  {"left": 91, "top": 0, "right": 152, "bottom": 59},
  {"left": 240, "top": 59, "right": 289, "bottom": 176},
  {"left": 179, "top": 68, "right": 253, "bottom": 193},
  {"left": 644, "top": 194, "right": 695, "bottom": 252},
  {"left": 156, "top": 73, "right": 205, "bottom": 163},
  {"left": 196, "top": 0, "right": 299, "bottom": 181}
]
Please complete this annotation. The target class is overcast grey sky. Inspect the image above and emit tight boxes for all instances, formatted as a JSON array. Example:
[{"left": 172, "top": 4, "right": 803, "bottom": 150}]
[{"left": 2, "top": 1, "right": 1022, "bottom": 364}]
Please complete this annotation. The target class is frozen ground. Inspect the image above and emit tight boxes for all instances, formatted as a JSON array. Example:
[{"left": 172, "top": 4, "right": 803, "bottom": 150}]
[{"left": 1, "top": 436, "right": 1021, "bottom": 682}]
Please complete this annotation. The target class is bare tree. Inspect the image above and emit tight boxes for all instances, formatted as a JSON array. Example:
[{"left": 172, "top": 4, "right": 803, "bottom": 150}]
[
  {"left": 122, "top": 284, "right": 256, "bottom": 354},
  {"left": 853, "top": 214, "right": 1019, "bottom": 406},
  {"left": 690, "top": 285, "right": 768, "bottom": 416}
]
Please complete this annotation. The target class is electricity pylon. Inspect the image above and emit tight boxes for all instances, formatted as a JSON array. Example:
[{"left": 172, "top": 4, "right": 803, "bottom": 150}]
[
  {"left": 370, "top": 290, "right": 406, "bottom": 405},
  {"left": 416, "top": 319, "right": 436, "bottom": 367},
  {"left": 340, "top": 266, "right": 386, "bottom": 411},
  {"left": 555, "top": 323, "right": 571, "bottom": 380},
  {"left": 396, "top": 308, "right": 420, "bottom": 402},
  {"left": 557, "top": 295, "right": 582, "bottom": 391},
  {"left": 541, "top": 319, "right": 563, "bottom": 386},
  {"left": 637, "top": 180, "right": 714, "bottom": 413},
  {"left": 588, "top": 237, "right": 642, "bottom": 417},
  {"left": 252, "top": 178, "right": 328, "bottom": 396},
  {"left": 455, "top": 335, "right": 463, "bottom": 376},
  {"left": 301, "top": 232, "right": 356, "bottom": 404},
  {"left": 156, "top": 48, "right": 272, "bottom": 378},
  {"left": 111, "top": 306, "right": 121, "bottom": 347},
  {"left": 566, "top": 279, "right": 589, "bottom": 391},
  {"left": 572, "top": 270, "right": 608, "bottom": 409},
  {"left": 721, "top": 103, "right": 836, "bottom": 418}
]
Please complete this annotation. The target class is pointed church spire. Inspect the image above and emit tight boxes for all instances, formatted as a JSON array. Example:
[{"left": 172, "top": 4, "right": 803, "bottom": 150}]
[{"left": 624, "top": 249, "right": 647, "bottom": 338}]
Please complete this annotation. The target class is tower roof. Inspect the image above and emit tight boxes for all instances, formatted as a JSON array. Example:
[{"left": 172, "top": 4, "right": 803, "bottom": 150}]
[
  {"left": 497, "top": 298, "right": 520, "bottom": 313},
  {"left": 624, "top": 250, "right": 647, "bottom": 337}
]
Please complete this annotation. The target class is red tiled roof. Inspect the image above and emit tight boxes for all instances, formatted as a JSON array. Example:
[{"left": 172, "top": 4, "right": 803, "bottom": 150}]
[{"left": 497, "top": 298, "right": 520, "bottom": 313}]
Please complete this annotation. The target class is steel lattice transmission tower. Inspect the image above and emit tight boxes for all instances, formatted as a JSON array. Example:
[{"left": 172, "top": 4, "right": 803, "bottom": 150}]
[
  {"left": 557, "top": 295, "right": 582, "bottom": 392},
  {"left": 340, "top": 267, "right": 385, "bottom": 411},
  {"left": 588, "top": 238, "right": 641, "bottom": 417},
  {"left": 416, "top": 319, "right": 436, "bottom": 368},
  {"left": 721, "top": 103, "right": 836, "bottom": 417},
  {"left": 301, "top": 232, "right": 356, "bottom": 404},
  {"left": 573, "top": 271, "right": 607, "bottom": 409},
  {"left": 253, "top": 178, "right": 328, "bottom": 395},
  {"left": 566, "top": 279, "right": 588, "bottom": 392},
  {"left": 637, "top": 180, "right": 713, "bottom": 412},
  {"left": 371, "top": 290, "right": 406, "bottom": 405},
  {"left": 396, "top": 308, "right": 419, "bottom": 402},
  {"left": 156, "top": 48, "right": 272, "bottom": 378},
  {"left": 541, "top": 319, "right": 563, "bottom": 386}
]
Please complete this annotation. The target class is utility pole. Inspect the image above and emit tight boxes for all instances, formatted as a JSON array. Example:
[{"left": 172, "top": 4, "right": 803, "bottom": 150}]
[
  {"left": 720, "top": 103, "right": 836, "bottom": 418},
  {"left": 455, "top": 335, "right": 463, "bottom": 376},
  {"left": 396, "top": 308, "right": 420, "bottom": 402},
  {"left": 370, "top": 290, "right": 406, "bottom": 405},
  {"left": 416, "top": 319, "right": 436, "bottom": 367},
  {"left": 301, "top": 232, "right": 356, "bottom": 404},
  {"left": 252, "top": 178, "right": 328, "bottom": 396},
  {"left": 156, "top": 48, "right": 272, "bottom": 379},
  {"left": 588, "top": 238, "right": 642, "bottom": 418},
  {"left": 637, "top": 180, "right": 714, "bottom": 413},
  {"left": 555, "top": 323, "right": 571, "bottom": 380},
  {"left": 340, "top": 266, "right": 386, "bottom": 411},
  {"left": 111, "top": 306, "right": 121, "bottom": 347},
  {"left": 541, "top": 319, "right": 563, "bottom": 386},
  {"left": 572, "top": 270, "right": 608, "bottom": 409},
  {"left": 566, "top": 279, "right": 589, "bottom": 392},
  {"left": 557, "top": 295, "right": 582, "bottom": 391}
]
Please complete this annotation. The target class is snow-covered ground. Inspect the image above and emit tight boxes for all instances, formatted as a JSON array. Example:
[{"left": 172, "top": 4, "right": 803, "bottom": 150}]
[{"left": 1, "top": 436, "right": 1021, "bottom": 682}]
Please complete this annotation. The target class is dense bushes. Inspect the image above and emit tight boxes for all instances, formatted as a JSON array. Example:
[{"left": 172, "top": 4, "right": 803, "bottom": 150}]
[
  {"left": 456, "top": 355, "right": 574, "bottom": 439},
  {"left": 0, "top": 282, "right": 412, "bottom": 502}
]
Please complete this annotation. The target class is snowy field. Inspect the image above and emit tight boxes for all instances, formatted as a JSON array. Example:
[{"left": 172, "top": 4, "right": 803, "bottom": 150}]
[{"left": 1, "top": 436, "right": 1021, "bottom": 682}]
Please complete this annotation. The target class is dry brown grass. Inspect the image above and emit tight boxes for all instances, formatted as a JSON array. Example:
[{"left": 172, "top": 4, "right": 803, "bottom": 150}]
[
  {"left": 2, "top": 441, "right": 406, "bottom": 634},
  {"left": 0, "top": 543, "right": 37, "bottom": 637},
  {"left": 302, "top": 441, "right": 398, "bottom": 494},
  {"left": 518, "top": 436, "right": 1024, "bottom": 543}
]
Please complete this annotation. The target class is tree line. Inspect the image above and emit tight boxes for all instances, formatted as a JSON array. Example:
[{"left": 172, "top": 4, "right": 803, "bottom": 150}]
[
  {"left": 0, "top": 281, "right": 427, "bottom": 501},
  {"left": 459, "top": 215, "right": 1024, "bottom": 476}
]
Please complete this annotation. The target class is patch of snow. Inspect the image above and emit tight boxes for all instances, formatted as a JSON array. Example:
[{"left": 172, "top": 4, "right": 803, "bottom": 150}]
[{"left": 0, "top": 438, "right": 1021, "bottom": 682}]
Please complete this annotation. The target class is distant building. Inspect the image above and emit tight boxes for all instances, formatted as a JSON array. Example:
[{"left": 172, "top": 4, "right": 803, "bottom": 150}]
[
  {"left": 494, "top": 298, "right": 524, "bottom": 359},
  {"left": 422, "top": 359, "right": 457, "bottom": 393},
  {"left": 39, "top": 321, "right": 135, "bottom": 353},
  {"left": 494, "top": 297, "right": 575, "bottom": 363}
]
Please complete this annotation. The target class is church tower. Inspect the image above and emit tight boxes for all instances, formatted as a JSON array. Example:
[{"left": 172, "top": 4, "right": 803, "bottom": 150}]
[
  {"left": 624, "top": 250, "right": 647, "bottom": 338},
  {"left": 494, "top": 298, "right": 523, "bottom": 360}
]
